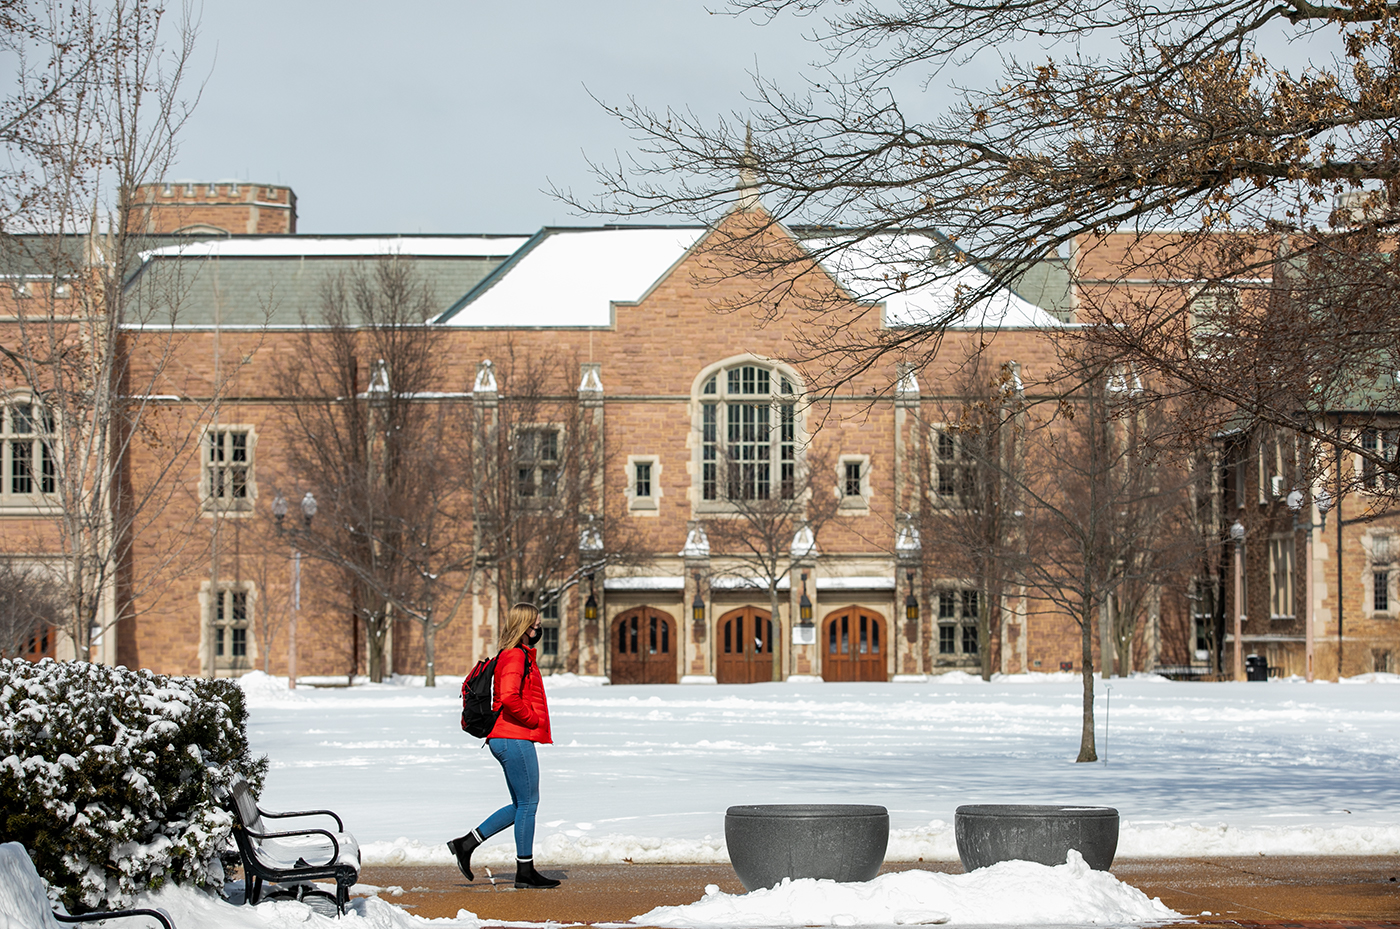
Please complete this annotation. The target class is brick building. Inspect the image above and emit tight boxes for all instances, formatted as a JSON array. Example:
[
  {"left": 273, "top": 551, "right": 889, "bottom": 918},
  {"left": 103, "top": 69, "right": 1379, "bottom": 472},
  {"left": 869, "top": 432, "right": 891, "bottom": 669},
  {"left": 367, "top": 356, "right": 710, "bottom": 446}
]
[
  {"left": 1070, "top": 232, "right": 1400, "bottom": 680},
  {"left": 6, "top": 184, "right": 1391, "bottom": 682}
]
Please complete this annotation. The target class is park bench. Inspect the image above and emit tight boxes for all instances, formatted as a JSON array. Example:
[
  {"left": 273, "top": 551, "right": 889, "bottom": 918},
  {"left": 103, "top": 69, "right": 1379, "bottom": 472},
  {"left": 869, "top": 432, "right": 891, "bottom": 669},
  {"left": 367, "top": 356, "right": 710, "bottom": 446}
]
[
  {"left": 222, "top": 776, "right": 360, "bottom": 915},
  {"left": 0, "top": 842, "right": 173, "bottom": 929}
]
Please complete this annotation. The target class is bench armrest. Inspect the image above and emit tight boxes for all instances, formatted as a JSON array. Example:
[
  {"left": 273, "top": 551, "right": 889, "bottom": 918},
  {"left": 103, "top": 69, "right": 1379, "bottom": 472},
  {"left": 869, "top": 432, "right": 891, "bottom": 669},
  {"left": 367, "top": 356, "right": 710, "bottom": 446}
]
[
  {"left": 259, "top": 807, "right": 346, "bottom": 832},
  {"left": 55, "top": 908, "right": 173, "bottom": 929},
  {"left": 244, "top": 826, "right": 343, "bottom": 866}
]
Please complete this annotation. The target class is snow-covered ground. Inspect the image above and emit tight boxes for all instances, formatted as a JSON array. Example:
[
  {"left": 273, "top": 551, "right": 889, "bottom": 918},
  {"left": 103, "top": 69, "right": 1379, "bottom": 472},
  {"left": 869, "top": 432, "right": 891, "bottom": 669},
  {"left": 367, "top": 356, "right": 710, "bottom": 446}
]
[{"left": 238, "top": 670, "right": 1400, "bottom": 870}]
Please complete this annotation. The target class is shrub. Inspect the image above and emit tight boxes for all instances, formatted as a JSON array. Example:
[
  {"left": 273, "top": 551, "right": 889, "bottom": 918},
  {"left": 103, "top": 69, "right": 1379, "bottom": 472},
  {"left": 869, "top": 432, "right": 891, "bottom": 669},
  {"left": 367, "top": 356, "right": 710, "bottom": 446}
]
[{"left": 0, "top": 658, "right": 268, "bottom": 910}]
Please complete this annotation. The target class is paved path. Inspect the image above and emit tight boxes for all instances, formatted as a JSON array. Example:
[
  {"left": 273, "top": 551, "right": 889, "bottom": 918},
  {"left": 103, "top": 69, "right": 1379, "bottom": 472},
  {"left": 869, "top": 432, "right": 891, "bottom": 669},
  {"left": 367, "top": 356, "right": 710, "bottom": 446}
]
[{"left": 354, "top": 857, "right": 1400, "bottom": 925}]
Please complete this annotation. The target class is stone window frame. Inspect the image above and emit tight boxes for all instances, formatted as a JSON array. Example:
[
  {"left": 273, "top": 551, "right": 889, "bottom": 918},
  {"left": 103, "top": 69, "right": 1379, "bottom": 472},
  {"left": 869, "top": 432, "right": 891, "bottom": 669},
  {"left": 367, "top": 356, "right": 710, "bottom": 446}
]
[
  {"left": 928, "top": 424, "right": 977, "bottom": 508},
  {"left": 199, "top": 580, "right": 258, "bottom": 677},
  {"left": 540, "top": 592, "right": 561, "bottom": 658},
  {"left": 1363, "top": 532, "right": 1397, "bottom": 619},
  {"left": 201, "top": 423, "right": 257, "bottom": 515},
  {"left": 1, "top": 393, "right": 58, "bottom": 513},
  {"left": 1357, "top": 427, "right": 1399, "bottom": 495},
  {"left": 625, "top": 454, "right": 662, "bottom": 515},
  {"left": 1268, "top": 534, "right": 1295, "bottom": 620},
  {"left": 836, "top": 454, "right": 872, "bottom": 511},
  {"left": 935, "top": 585, "right": 980, "bottom": 657},
  {"left": 514, "top": 422, "right": 565, "bottom": 502},
  {"left": 1257, "top": 429, "right": 1288, "bottom": 506},
  {"left": 689, "top": 355, "right": 807, "bottom": 515}
]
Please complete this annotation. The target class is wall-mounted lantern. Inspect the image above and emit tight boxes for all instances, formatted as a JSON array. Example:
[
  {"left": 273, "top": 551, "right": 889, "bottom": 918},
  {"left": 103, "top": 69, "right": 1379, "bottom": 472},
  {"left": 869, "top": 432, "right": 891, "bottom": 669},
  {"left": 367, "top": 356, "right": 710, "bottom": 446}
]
[
  {"left": 798, "top": 572, "right": 813, "bottom": 625},
  {"left": 905, "top": 570, "right": 919, "bottom": 622},
  {"left": 692, "top": 572, "right": 706, "bottom": 624},
  {"left": 584, "top": 573, "right": 598, "bottom": 622}
]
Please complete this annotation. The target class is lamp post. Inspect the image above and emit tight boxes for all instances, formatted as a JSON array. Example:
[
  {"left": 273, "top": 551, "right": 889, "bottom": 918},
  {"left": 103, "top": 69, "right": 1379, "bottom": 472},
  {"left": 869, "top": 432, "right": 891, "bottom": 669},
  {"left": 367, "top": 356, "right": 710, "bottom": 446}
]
[
  {"left": 1230, "top": 520, "right": 1245, "bottom": 681},
  {"left": 1286, "top": 487, "right": 1332, "bottom": 682},
  {"left": 273, "top": 491, "right": 316, "bottom": 690}
]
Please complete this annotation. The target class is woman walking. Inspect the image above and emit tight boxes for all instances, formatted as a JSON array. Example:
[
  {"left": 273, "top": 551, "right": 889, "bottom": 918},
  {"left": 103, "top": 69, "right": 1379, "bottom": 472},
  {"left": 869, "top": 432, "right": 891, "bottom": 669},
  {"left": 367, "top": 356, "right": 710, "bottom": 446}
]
[{"left": 448, "top": 603, "right": 561, "bottom": 889}]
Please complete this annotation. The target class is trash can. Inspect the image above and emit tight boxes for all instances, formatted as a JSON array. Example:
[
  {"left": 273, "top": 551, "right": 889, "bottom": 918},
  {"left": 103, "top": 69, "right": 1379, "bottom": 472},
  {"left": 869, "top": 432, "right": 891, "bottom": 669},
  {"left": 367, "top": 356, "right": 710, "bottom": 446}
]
[{"left": 1245, "top": 655, "right": 1268, "bottom": 681}]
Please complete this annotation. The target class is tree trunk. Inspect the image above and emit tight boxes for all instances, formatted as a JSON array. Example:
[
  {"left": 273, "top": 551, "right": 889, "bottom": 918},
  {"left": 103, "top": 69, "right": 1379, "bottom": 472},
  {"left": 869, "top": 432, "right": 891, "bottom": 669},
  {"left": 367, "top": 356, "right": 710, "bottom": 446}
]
[
  {"left": 979, "top": 577, "right": 994, "bottom": 681},
  {"left": 424, "top": 619, "right": 438, "bottom": 687},
  {"left": 1077, "top": 602, "right": 1098, "bottom": 762},
  {"left": 367, "top": 613, "right": 389, "bottom": 683}
]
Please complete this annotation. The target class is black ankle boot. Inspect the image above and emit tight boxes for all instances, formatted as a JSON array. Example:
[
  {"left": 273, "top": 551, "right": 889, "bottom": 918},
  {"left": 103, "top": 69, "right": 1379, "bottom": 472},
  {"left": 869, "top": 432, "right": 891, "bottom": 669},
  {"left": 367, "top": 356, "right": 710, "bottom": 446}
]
[
  {"left": 447, "top": 831, "right": 482, "bottom": 881},
  {"left": 514, "top": 856, "right": 561, "bottom": 888}
]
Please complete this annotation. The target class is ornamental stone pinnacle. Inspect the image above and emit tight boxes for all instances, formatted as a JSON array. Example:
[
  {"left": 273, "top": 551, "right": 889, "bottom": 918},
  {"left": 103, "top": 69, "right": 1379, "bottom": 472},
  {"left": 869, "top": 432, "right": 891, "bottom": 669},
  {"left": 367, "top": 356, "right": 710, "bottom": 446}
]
[{"left": 474, "top": 359, "right": 497, "bottom": 394}]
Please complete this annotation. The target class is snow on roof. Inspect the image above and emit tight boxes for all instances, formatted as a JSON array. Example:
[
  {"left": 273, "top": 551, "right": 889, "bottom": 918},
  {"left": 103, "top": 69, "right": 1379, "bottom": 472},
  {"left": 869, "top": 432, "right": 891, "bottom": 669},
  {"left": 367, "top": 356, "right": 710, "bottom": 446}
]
[
  {"left": 141, "top": 235, "right": 530, "bottom": 261},
  {"left": 438, "top": 227, "right": 706, "bottom": 327},
  {"left": 807, "top": 234, "right": 1063, "bottom": 329}
]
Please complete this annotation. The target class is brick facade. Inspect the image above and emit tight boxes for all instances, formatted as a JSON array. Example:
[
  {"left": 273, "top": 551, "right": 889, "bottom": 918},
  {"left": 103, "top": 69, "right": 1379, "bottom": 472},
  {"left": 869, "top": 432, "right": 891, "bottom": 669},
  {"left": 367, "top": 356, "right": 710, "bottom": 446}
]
[{"left": 22, "top": 184, "right": 1370, "bottom": 684}]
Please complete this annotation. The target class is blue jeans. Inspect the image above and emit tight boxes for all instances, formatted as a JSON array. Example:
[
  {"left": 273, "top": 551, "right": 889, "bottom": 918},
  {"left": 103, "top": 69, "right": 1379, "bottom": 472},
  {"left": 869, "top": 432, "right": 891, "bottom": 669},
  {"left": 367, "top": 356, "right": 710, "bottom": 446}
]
[{"left": 475, "top": 738, "right": 539, "bottom": 857}]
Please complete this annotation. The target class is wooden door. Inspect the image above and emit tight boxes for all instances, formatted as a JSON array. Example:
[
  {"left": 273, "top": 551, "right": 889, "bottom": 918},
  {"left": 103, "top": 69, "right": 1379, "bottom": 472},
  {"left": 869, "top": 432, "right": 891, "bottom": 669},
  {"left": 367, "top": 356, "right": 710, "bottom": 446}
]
[
  {"left": 715, "top": 606, "right": 777, "bottom": 684},
  {"left": 610, "top": 607, "right": 678, "bottom": 684},
  {"left": 821, "top": 609, "right": 887, "bottom": 682},
  {"left": 18, "top": 624, "right": 54, "bottom": 662}
]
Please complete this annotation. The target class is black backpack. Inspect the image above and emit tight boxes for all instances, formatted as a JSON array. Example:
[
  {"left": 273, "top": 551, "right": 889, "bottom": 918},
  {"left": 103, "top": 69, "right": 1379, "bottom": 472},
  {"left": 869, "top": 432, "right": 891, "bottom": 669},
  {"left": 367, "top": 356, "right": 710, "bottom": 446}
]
[{"left": 460, "top": 647, "right": 531, "bottom": 738}]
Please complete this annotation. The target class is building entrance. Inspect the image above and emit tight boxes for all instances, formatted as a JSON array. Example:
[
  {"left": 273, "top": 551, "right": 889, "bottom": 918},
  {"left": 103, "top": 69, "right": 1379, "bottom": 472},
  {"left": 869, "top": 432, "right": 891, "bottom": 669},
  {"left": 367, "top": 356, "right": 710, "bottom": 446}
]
[
  {"left": 610, "top": 607, "right": 678, "bottom": 684},
  {"left": 716, "top": 606, "right": 776, "bottom": 683},
  {"left": 821, "top": 609, "right": 887, "bottom": 682}
]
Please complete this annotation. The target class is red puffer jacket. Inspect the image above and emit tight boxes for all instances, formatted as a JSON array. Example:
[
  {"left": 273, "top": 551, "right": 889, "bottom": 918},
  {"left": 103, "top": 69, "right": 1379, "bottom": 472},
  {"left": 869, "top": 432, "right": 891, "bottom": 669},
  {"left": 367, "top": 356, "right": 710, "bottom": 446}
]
[{"left": 488, "top": 645, "right": 551, "bottom": 744}]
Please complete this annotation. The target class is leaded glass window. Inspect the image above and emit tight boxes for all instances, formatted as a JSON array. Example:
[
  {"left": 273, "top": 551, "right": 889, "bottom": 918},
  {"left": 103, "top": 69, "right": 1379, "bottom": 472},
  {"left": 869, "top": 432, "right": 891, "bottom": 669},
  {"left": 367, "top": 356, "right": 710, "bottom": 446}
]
[{"left": 699, "top": 365, "right": 797, "bottom": 502}]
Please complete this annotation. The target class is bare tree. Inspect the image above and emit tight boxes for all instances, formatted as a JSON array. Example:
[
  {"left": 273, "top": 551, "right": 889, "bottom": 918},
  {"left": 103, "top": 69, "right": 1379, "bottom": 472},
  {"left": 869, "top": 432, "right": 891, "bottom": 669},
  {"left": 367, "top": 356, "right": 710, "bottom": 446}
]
[
  {"left": 470, "top": 344, "right": 645, "bottom": 672},
  {"left": 564, "top": 0, "right": 1400, "bottom": 497},
  {"left": 0, "top": 0, "right": 207, "bottom": 661},
  {"left": 914, "top": 358, "right": 1026, "bottom": 680},
  {"left": 1015, "top": 363, "right": 1195, "bottom": 761},
  {"left": 274, "top": 257, "right": 474, "bottom": 684},
  {"left": 0, "top": 561, "right": 63, "bottom": 658}
]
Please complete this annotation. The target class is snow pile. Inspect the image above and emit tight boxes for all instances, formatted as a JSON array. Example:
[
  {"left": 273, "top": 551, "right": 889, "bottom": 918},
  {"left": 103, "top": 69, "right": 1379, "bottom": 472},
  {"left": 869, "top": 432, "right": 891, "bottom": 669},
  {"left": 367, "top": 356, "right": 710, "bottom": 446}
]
[
  {"left": 3, "top": 839, "right": 480, "bottom": 929},
  {"left": 139, "top": 881, "right": 481, "bottom": 929},
  {"left": 1340, "top": 672, "right": 1400, "bottom": 685},
  {"left": 634, "top": 852, "right": 1181, "bottom": 927}
]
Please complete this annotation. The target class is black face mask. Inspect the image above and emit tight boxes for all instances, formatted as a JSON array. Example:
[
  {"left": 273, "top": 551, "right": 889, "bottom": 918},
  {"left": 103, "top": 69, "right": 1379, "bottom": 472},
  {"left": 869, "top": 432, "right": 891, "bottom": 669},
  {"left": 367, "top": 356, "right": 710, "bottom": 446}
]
[{"left": 526, "top": 627, "right": 542, "bottom": 646}]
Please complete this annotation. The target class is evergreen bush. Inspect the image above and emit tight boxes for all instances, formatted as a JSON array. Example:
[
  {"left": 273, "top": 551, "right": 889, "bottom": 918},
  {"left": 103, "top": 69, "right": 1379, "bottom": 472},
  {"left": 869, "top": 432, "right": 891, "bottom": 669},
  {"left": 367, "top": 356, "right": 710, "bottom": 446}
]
[{"left": 0, "top": 658, "right": 268, "bottom": 910}]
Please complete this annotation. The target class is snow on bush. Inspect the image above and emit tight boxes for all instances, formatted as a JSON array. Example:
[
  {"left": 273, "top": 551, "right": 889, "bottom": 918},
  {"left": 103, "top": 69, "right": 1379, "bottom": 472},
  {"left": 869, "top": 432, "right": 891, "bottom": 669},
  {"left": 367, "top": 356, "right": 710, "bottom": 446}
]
[{"left": 0, "top": 658, "right": 268, "bottom": 911}]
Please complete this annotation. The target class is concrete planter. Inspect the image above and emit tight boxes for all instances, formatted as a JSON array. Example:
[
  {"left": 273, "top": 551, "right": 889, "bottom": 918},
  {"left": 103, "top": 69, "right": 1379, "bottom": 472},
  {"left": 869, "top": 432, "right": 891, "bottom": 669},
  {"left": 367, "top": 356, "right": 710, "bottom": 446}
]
[
  {"left": 725, "top": 804, "right": 889, "bottom": 891},
  {"left": 954, "top": 804, "right": 1119, "bottom": 871}
]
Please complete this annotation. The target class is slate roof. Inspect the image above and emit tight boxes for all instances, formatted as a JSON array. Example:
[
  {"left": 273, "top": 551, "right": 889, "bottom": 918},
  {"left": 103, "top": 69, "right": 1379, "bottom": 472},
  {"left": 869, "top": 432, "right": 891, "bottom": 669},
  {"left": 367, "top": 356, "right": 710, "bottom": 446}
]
[{"left": 125, "top": 236, "right": 528, "bottom": 326}]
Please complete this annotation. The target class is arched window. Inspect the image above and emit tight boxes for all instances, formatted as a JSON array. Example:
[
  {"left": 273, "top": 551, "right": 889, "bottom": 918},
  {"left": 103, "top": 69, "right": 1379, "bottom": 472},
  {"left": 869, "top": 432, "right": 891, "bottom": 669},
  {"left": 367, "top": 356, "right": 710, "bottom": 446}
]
[{"left": 698, "top": 363, "right": 798, "bottom": 502}]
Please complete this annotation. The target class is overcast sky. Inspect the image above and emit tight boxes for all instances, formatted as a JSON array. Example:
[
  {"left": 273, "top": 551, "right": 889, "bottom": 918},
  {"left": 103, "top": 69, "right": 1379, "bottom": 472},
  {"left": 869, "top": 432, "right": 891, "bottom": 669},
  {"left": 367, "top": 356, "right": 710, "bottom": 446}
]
[
  {"left": 170, "top": 2, "right": 823, "bottom": 234},
  {"left": 170, "top": 2, "right": 1336, "bottom": 236}
]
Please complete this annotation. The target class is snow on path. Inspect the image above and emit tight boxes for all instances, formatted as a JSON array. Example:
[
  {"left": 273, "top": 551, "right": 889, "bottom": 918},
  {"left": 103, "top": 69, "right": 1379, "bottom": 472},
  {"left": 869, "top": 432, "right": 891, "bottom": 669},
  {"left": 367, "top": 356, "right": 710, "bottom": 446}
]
[{"left": 238, "top": 671, "right": 1400, "bottom": 868}]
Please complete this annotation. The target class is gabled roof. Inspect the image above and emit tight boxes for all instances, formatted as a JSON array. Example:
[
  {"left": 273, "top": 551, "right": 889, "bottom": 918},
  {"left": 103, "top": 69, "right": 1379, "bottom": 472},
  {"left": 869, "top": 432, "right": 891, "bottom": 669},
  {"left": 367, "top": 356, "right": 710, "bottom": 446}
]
[
  {"left": 806, "top": 234, "right": 1064, "bottom": 329},
  {"left": 435, "top": 226, "right": 707, "bottom": 327},
  {"left": 435, "top": 224, "right": 1062, "bottom": 330}
]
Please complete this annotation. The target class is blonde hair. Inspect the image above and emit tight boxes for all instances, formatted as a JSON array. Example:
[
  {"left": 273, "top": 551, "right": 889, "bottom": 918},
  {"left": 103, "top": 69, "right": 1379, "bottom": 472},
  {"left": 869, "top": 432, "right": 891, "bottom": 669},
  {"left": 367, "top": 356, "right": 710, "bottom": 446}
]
[{"left": 497, "top": 602, "right": 541, "bottom": 652}]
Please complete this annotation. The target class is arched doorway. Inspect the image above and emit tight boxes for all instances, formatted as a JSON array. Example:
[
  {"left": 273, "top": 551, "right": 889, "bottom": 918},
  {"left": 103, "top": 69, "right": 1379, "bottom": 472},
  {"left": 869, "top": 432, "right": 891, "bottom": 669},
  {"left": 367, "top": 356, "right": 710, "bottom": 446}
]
[
  {"left": 821, "top": 609, "right": 887, "bottom": 682},
  {"left": 716, "top": 606, "right": 777, "bottom": 683},
  {"left": 610, "top": 607, "right": 678, "bottom": 684}
]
